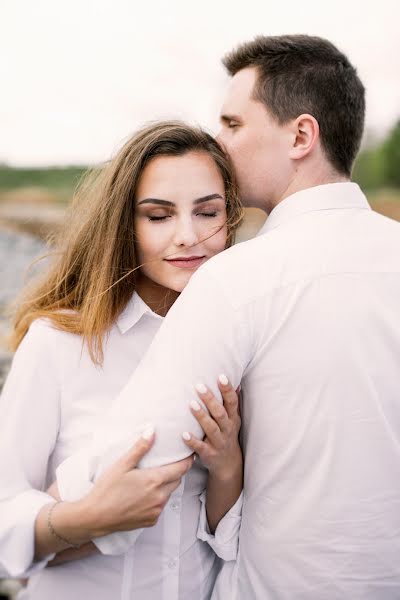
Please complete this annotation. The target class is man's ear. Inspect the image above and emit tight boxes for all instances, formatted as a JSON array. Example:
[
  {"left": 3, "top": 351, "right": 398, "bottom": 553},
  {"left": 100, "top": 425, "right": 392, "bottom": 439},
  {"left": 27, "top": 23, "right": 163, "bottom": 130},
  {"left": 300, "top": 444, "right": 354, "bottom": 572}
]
[{"left": 288, "top": 114, "right": 320, "bottom": 160}]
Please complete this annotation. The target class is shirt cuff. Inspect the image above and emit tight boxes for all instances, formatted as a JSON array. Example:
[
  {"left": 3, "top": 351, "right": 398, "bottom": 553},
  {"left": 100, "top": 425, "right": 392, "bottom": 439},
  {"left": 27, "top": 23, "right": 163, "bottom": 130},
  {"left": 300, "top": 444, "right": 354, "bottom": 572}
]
[
  {"left": 0, "top": 490, "right": 56, "bottom": 577},
  {"left": 56, "top": 450, "right": 95, "bottom": 501},
  {"left": 197, "top": 490, "right": 243, "bottom": 561}
]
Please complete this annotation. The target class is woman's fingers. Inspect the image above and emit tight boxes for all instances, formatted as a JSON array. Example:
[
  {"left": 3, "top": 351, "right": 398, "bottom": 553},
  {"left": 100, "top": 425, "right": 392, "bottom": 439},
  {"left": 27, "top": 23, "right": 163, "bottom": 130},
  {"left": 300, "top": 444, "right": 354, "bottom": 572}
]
[
  {"left": 116, "top": 426, "right": 155, "bottom": 473},
  {"left": 217, "top": 375, "right": 241, "bottom": 421},
  {"left": 193, "top": 384, "right": 229, "bottom": 437},
  {"left": 184, "top": 377, "right": 243, "bottom": 474},
  {"left": 148, "top": 456, "right": 194, "bottom": 485},
  {"left": 182, "top": 431, "right": 209, "bottom": 459}
]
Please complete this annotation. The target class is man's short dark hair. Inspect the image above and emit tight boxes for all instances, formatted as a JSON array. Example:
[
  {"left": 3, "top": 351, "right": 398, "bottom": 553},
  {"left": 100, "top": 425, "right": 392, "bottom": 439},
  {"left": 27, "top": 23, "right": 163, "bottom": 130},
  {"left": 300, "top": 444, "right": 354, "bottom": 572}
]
[{"left": 223, "top": 35, "right": 365, "bottom": 176}]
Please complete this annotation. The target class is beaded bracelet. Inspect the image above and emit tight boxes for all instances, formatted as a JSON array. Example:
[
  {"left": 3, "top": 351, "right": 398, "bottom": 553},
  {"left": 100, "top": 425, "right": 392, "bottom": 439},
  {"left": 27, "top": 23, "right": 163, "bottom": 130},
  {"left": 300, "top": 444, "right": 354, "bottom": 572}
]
[{"left": 47, "top": 501, "right": 81, "bottom": 549}]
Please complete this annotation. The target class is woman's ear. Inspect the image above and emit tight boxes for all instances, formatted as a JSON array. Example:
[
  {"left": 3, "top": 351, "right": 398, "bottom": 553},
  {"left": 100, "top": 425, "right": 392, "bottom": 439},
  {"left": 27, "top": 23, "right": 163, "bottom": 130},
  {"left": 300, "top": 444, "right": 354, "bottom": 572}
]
[{"left": 288, "top": 114, "right": 320, "bottom": 160}]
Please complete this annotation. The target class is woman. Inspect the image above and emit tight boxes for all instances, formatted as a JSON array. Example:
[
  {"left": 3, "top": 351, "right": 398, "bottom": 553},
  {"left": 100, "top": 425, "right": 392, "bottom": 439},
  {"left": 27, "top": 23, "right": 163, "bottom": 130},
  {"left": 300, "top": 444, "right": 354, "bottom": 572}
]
[{"left": 0, "top": 121, "right": 244, "bottom": 599}]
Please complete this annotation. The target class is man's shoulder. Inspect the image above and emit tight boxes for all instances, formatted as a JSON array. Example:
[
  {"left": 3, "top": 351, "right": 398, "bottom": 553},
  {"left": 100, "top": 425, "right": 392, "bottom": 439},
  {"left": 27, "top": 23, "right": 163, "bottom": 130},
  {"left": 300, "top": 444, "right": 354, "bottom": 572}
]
[
  {"left": 206, "top": 225, "right": 297, "bottom": 273},
  {"left": 194, "top": 232, "right": 288, "bottom": 307},
  {"left": 204, "top": 233, "right": 276, "bottom": 270},
  {"left": 368, "top": 208, "right": 400, "bottom": 231}
]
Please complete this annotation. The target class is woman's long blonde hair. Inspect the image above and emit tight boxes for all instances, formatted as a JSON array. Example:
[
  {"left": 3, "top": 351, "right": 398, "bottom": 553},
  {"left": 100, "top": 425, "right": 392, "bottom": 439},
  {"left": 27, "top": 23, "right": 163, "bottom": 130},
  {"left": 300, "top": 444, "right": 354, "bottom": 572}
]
[{"left": 11, "top": 121, "right": 244, "bottom": 363}]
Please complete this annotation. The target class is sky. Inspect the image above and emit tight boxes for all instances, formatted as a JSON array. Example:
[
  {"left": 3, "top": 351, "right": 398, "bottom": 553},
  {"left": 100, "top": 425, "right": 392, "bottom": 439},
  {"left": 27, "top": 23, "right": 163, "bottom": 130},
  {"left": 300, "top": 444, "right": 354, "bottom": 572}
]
[{"left": 1, "top": 0, "right": 399, "bottom": 166}]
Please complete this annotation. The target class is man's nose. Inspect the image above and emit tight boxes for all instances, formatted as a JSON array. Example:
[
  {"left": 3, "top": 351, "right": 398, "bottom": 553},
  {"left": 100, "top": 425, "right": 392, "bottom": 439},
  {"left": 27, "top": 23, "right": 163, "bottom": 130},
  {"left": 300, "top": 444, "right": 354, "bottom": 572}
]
[{"left": 216, "top": 130, "right": 227, "bottom": 153}]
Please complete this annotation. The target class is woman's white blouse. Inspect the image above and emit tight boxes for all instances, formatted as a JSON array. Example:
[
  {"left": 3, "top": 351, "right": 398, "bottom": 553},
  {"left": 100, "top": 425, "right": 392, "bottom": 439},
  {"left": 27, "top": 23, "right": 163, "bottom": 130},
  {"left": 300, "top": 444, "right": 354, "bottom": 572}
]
[{"left": 0, "top": 293, "right": 241, "bottom": 600}]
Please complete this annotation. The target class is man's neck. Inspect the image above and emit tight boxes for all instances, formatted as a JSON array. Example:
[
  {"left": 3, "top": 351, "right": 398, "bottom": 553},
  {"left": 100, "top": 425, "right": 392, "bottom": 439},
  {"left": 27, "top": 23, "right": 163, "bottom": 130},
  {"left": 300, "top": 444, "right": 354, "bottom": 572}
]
[{"left": 266, "top": 166, "right": 350, "bottom": 215}]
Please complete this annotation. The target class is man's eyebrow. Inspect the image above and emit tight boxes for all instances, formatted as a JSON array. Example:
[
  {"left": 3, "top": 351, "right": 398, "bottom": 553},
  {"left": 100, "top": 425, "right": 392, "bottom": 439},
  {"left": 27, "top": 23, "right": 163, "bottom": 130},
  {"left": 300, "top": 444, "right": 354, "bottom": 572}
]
[
  {"left": 220, "top": 113, "right": 241, "bottom": 123},
  {"left": 137, "top": 194, "right": 224, "bottom": 207}
]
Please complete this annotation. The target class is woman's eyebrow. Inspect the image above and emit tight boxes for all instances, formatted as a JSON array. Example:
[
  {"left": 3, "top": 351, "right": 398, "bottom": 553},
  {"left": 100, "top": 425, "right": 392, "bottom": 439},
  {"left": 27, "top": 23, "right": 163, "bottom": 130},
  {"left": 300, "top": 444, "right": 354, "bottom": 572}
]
[
  {"left": 137, "top": 193, "right": 223, "bottom": 207},
  {"left": 193, "top": 194, "right": 224, "bottom": 205},
  {"left": 137, "top": 198, "right": 173, "bottom": 207}
]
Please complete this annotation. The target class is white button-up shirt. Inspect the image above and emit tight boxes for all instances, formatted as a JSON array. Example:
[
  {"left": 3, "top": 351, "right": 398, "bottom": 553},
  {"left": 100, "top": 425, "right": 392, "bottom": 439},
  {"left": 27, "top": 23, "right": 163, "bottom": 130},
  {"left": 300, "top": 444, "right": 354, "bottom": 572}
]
[
  {"left": 0, "top": 293, "right": 241, "bottom": 599},
  {"left": 58, "top": 182, "right": 400, "bottom": 599}
]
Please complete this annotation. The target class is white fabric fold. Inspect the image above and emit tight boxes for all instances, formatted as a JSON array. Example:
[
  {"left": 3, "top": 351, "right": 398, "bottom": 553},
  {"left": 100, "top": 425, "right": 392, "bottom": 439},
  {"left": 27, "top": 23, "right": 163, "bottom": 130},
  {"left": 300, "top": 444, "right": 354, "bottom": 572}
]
[
  {"left": 0, "top": 490, "right": 55, "bottom": 577},
  {"left": 197, "top": 491, "right": 243, "bottom": 561}
]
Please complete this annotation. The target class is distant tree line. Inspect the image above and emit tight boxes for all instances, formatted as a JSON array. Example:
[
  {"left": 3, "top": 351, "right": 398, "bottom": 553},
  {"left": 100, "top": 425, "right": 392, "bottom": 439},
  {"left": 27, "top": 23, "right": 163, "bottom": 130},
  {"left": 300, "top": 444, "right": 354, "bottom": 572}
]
[
  {"left": 0, "top": 165, "right": 86, "bottom": 191},
  {"left": 353, "top": 120, "right": 400, "bottom": 190}
]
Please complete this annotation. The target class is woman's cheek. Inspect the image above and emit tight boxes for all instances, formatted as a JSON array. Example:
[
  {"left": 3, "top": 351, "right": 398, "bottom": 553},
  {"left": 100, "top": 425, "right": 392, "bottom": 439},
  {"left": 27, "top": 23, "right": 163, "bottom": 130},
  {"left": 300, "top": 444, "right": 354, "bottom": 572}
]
[
  {"left": 205, "top": 221, "right": 228, "bottom": 254},
  {"left": 138, "top": 223, "right": 168, "bottom": 261}
]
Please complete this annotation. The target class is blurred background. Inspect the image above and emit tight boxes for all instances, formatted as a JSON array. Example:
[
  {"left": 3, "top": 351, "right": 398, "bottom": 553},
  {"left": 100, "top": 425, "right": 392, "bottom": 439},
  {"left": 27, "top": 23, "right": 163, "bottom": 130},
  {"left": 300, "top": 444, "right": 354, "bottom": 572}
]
[{"left": 0, "top": 0, "right": 399, "bottom": 595}]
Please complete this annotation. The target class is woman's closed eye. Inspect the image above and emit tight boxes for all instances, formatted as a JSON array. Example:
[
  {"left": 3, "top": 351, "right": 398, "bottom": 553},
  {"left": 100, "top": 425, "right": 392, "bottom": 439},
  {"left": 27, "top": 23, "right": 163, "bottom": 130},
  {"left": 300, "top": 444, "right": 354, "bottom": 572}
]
[
  {"left": 198, "top": 211, "right": 218, "bottom": 218},
  {"left": 148, "top": 215, "right": 170, "bottom": 222},
  {"left": 148, "top": 211, "right": 218, "bottom": 222}
]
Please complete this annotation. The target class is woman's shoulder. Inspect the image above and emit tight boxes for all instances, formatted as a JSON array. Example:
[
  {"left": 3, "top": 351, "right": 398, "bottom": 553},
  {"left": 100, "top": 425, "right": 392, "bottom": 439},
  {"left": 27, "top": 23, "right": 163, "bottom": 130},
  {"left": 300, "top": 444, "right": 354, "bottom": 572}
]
[
  {"left": 8, "top": 315, "right": 80, "bottom": 385},
  {"left": 23, "top": 313, "right": 78, "bottom": 351},
  {"left": 28, "top": 315, "right": 63, "bottom": 337},
  {"left": 16, "top": 319, "right": 59, "bottom": 363},
  {"left": 2, "top": 318, "right": 66, "bottom": 397}
]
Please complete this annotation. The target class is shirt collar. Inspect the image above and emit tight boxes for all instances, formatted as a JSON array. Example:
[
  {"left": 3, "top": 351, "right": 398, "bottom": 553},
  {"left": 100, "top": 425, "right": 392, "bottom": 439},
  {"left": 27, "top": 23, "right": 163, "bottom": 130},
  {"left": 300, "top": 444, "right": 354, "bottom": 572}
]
[
  {"left": 116, "top": 291, "right": 163, "bottom": 334},
  {"left": 257, "top": 182, "right": 370, "bottom": 236}
]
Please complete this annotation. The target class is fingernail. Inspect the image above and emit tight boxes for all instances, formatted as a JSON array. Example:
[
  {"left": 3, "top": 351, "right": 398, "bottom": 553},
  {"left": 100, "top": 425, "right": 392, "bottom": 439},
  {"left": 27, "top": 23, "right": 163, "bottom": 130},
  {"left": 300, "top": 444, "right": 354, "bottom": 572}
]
[
  {"left": 142, "top": 425, "right": 155, "bottom": 440},
  {"left": 218, "top": 374, "right": 229, "bottom": 385},
  {"left": 182, "top": 431, "right": 191, "bottom": 441},
  {"left": 190, "top": 399, "right": 201, "bottom": 411},
  {"left": 195, "top": 383, "right": 207, "bottom": 394}
]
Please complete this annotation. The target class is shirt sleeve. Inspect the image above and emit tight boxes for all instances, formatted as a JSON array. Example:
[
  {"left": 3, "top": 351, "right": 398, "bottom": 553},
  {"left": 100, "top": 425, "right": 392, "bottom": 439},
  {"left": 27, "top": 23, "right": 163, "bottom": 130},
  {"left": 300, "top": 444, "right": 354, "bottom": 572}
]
[
  {"left": 0, "top": 320, "right": 60, "bottom": 577},
  {"left": 91, "top": 266, "right": 252, "bottom": 469},
  {"left": 56, "top": 265, "right": 252, "bottom": 555},
  {"left": 197, "top": 491, "right": 243, "bottom": 561}
]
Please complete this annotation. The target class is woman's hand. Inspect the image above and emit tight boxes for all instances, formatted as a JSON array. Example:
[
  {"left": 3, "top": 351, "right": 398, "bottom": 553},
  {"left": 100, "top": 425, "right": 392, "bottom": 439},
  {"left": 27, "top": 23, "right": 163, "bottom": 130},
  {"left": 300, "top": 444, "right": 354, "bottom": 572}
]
[
  {"left": 182, "top": 375, "right": 242, "bottom": 480},
  {"left": 182, "top": 374, "right": 243, "bottom": 533},
  {"left": 35, "top": 433, "right": 194, "bottom": 560},
  {"left": 80, "top": 433, "right": 194, "bottom": 538},
  {"left": 45, "top": 434, "right": 192, "bottom": 539}
]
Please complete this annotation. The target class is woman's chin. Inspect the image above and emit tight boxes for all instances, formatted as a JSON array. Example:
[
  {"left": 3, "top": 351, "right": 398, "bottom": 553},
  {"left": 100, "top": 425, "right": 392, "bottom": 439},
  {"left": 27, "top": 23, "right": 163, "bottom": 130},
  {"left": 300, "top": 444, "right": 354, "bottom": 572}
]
[
  {"left": 151, "top": 261, "right": 209, "bottom": 294},
  {"left": 167, "top": 272, "right": 196, "bottom": 293}
]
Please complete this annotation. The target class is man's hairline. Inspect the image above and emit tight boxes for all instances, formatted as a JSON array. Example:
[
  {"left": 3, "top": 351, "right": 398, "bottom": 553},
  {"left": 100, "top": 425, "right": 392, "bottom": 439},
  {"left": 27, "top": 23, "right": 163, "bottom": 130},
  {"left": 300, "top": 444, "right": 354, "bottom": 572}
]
[
  {"left": 224, "top": 64, "right": 287, "bottom": 125},
  {"left": 224, "top": 63, "right": 347, "bottom": 177}
]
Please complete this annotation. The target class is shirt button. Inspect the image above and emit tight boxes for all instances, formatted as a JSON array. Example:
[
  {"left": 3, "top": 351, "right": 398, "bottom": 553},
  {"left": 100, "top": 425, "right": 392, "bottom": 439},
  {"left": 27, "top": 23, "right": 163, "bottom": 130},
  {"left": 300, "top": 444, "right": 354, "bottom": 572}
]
[
  {"left": 167, "top": 558, "right": 178, "bottom": 569},
  {"left": 170, "top": 501, "right": 181, "bottom": 512}
]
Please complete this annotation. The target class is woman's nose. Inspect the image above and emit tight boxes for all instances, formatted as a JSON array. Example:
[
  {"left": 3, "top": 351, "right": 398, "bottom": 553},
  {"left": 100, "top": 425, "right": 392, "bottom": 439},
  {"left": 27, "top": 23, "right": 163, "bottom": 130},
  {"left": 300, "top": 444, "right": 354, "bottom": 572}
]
[{"left": 173, "top": 218, "right": 199, "bottom": 247}]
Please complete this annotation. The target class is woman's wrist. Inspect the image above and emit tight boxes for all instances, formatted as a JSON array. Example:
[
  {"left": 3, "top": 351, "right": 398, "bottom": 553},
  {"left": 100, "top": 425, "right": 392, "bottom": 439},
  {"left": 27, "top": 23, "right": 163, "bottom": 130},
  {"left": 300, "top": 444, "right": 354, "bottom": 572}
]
[
  {"left": 205, "top": 451, "right": 243, "bottom": 534},
  {"left": 50, "top": 499, "right": 96, "bottom": 546},
  {"left": 208, "top": 448, "right": 243, "bottom": 483},
  {"left": 76, "top": 494, "right": 116, "bottom": 539}
]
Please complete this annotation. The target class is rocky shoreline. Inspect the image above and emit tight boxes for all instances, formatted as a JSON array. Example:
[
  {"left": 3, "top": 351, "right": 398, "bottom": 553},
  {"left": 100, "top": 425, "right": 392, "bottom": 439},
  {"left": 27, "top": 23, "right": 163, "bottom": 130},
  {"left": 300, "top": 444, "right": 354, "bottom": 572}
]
[
  {"left": 0, "top": 227, "right": 46, "bottom": 390},
  {"left": 0, "top": 201, "right": 65, "bottom": 240}
]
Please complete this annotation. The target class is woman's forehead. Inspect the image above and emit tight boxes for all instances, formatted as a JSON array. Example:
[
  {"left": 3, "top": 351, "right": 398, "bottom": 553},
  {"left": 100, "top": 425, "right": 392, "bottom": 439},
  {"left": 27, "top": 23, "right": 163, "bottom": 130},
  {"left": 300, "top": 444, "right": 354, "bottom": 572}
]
[{"left": 136, "top": 152, "right": 225, "bottom": 202}]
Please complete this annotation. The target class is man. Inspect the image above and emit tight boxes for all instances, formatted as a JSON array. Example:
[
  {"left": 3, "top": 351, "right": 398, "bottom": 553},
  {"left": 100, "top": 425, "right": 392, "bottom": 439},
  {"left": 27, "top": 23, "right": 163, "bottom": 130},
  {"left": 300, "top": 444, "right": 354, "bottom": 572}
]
[{"left": 62, "top": 35, "right": 400, "bottom": 597}]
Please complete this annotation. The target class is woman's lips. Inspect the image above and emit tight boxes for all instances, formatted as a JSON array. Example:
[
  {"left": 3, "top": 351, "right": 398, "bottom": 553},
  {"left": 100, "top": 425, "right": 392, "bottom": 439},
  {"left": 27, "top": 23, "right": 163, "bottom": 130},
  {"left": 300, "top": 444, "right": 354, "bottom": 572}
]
[{"left": 165, "top": 256, "right": 206, "bottom": 269}]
